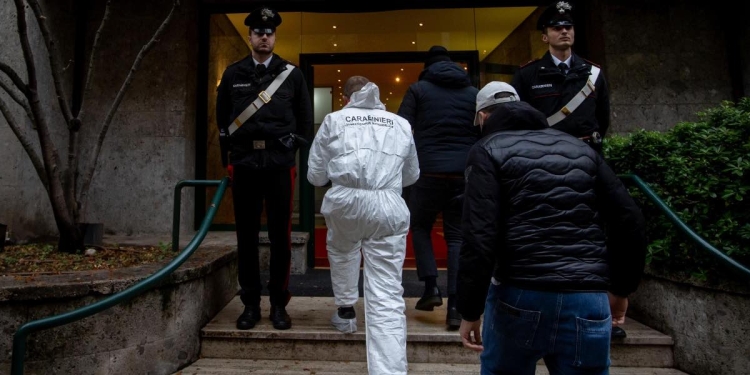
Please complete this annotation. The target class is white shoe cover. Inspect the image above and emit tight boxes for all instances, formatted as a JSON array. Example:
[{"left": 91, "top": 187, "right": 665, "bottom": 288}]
[{"left": 331, "top": 310, "right": 357, "bottom": 333}]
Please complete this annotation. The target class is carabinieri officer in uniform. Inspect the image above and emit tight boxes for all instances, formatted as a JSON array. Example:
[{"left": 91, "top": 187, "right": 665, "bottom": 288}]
[
  {"left": 511, "top": 1, "right": 610, "bottom": 153},
  {"left": 216, "top": 6, "right": 313, "bottom": 331}
]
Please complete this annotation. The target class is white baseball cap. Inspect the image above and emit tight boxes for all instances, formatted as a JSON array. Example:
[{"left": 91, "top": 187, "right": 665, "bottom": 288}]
[{"left": 474, "top": 81, "right": 520, "bottom": 125}]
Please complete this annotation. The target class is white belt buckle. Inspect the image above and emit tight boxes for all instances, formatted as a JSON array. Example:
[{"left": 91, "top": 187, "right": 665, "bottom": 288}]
[
  {"left": 253, "top": 140, "right": 266, "bottom": 149},
  {"left": 258, "top": 91, "right": 271, "bottom": 103}
]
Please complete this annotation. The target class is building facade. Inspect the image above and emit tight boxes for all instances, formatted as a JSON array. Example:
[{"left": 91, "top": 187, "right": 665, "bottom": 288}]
[{"left": 0, "top": 0, "right": 747, "bottom": 242}]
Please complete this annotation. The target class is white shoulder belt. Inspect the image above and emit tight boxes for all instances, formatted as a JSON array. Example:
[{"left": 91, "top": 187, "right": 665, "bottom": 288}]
[
  {"left": 547, "top": 65, "right": 600, "bottom": 127},
  {"left": 228, "top": 64, "right": 295, "bottom": 135}
]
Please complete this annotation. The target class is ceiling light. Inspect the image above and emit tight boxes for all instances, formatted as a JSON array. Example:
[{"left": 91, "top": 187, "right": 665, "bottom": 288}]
[
  {"left": 400, "top": 68, "right": 404, "bottom": 71},
  {"left": 338, "top": 79, "right": 341, "bottom": 82},
  {"left": 483, "top": 50, "right": 487, "bottom": 54},
  {"left": 333, "top": 25, "right": 337, "bottom": 29},
  {"left": 411, "top": 41, "right": 415, "bottom": 45},
  {"left": 419, "top": 23, "right": 423, "bottom": 27},
  {"left": 395, "top": 77, "right": 400, "bottom": 82},
  {"left": 337, "top": 69, "right": 341, "bottom": 73},
  {"left": 389, "top": 92, "right": 392, "bottom": 95},
  {"left": 333, "top": 43, "right": 337, "bottom": 47}
]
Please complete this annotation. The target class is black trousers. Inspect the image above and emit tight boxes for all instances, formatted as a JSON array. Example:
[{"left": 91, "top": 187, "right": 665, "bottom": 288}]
[
  {"left": 232, "top": 165, "right": 295, "bottom": 307},
  {"left": 408, "top": 175, "right": 464, "bottom": 294}
]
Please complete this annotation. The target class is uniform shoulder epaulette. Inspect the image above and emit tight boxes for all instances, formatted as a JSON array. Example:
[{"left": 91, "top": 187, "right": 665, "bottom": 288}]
[
  {"left": 583, "top": 58, "right": 601, "bottom": 68},
  {"left": 519, "top": 59, "right": 538, "bottom": 69},
  {"left": 227, "top": 55, "right": 252, "bottom": 68},
  {"left": 280, "top": 57, "right": 296, "bottom": 67}
]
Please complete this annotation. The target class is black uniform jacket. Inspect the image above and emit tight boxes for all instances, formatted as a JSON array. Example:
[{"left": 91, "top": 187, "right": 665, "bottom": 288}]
[
  {"left": 216, "top": 54, "right": 313, "bottom": 170},
  {"left": 511, "top": 51, "right": 610, "bottom": 139},
  {"left": 457, "top": 101, "right": 646, "bottom": 322}
]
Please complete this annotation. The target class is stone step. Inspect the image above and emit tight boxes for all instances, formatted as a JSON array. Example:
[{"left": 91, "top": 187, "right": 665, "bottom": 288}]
[
  {"left": 176, "top": 358, "right": 690, "bottom": 374},
  {"left": 200, "top": 297, "right": 675, "bottom": 368}
]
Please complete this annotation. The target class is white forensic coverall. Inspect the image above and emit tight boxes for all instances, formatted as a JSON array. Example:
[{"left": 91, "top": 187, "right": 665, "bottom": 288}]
[{"left": 307, "top": 82, "right": 419, "bottom": 375}]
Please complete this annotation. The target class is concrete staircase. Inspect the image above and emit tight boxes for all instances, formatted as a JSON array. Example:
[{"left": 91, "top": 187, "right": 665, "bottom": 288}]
[{"left": 175, "top": 296, "right": 689, "bottom": 374}]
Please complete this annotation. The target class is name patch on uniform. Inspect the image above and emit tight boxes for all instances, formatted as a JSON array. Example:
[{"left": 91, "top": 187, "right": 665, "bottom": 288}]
[
  {"left": 344, "top": 115, "right": 394, "bottom": 127},
  {"left": 531, "top": 84, "right": 553, "bottom": 89},
  {"left": 233, "top": 83, "right": 253, "bottom": 88}
]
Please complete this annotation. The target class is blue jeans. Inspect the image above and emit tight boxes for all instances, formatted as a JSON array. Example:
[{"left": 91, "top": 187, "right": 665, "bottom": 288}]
[
  {"left": 408, "top": 175, "right": 464, "bottom": 294},
  {"left": 481, "top": 283, "right": 612, "bottom": 375}
]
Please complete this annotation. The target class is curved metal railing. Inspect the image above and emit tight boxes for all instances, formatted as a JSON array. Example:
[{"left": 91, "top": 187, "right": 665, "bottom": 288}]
[
  {"left": 10, "top": 177, "right": 230, "bottom": 375},
  {"left": 620, "top": 174, "right": 750, "bottom": 280}
]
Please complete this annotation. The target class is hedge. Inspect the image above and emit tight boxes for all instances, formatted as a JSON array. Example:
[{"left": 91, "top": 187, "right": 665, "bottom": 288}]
[{"left": 603, "top": 98, "right": 750, "bottom": 282}]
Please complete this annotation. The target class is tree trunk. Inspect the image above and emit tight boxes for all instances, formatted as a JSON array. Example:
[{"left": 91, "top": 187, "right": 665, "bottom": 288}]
[{"left": 55, "top": 216, "right": 84, "bottom": 253}]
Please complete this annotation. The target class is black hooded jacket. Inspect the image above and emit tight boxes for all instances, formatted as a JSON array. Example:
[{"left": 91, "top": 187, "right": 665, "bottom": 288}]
[
  {"left": 397, "top": 61, "right": 479, "bottom": 174},
  {"left": 457, "top": 101, "right": 646, "bottom": 322}
]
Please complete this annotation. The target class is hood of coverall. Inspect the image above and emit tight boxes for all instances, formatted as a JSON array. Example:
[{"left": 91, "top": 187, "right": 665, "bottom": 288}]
[{"left": 344, "top": 82, "right": 387, "bottom": 110}]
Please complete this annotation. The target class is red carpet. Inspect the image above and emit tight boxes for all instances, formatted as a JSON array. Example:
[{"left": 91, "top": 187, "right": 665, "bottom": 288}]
[{"left": 314, "top": 227, "right": 448, "bottom": 268}]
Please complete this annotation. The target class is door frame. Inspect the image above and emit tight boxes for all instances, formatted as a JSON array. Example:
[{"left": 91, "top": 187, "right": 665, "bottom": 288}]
[{"left": 298, "top": 50, "right": 480, "bottom": 267}]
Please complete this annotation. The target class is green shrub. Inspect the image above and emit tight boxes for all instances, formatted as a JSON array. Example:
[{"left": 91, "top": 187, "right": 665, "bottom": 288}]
[{"left": 603, "top": 98, "right": 750, "bottom": 281}]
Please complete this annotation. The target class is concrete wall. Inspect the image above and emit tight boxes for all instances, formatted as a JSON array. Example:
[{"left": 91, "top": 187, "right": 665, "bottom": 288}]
[
  {"left": 742, "top": 3, "right": 750, "bottom": 97},
  {"left": 0, "top": 0, "right": 76, "bottom": 240},
  {"left": 0, "top": 0, "right": 199, "bottom": 241},
  {"left": 80, "top": 1, "right": 199, "bottom": 236},
  {"left": 601, "top": 1, "right": 734, "bottom": 133},
  {"left": 0, "top": 246, "right": 237, "bottom": 375},
  {"left": 630, "top": 274, "right": 750, "bottom": 375}
]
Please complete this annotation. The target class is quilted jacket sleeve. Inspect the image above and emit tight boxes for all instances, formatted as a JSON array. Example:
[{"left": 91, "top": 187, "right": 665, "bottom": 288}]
[{"left": 457, "top": 144, "right": 503, "bottom": 322}]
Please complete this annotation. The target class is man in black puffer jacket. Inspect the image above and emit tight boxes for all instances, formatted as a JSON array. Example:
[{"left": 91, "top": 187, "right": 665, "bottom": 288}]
[
  {"left": 457, "top": 82, "right": 646, "bottom": 375},
  {"left": 397, "top": 46, "right": 479, "bottom": 330}
]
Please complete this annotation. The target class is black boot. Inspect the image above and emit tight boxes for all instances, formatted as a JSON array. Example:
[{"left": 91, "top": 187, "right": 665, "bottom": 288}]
[
  {"left": 270, "top": 305, "right": 292, "bottom": 330},
  {"left": 416, "top": 278, "right": 443, "bottom": 311},
  {"left": 611, "top": 326, "right": 627, "bottom": 339},
  {"left": 236, "top": 305, "right": 261, "bottom": 330},
  {"left": 446, "top": 295, "right": 461, "bottom": 330}
]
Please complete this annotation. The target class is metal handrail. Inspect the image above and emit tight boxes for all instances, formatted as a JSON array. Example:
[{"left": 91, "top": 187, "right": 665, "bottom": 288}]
[
  {"left": 11, "top": 177, "right": 230, "bottom": 375},
  {"left": 172, "top": 179, "right": 228, "bottom": 252},
  {"left": 620, "top": 174, "right": 750, "bottom": 279}
]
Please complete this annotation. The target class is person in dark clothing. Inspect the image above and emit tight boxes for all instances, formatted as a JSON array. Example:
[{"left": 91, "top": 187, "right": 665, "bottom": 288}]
[
  {"left": 457, "top": 81, "right": 646, "bottom": 375},
  {"left": 511, "top": 1, "right": 610, "bottom": 154},
  {"left": 397, "top": 45, "right": 480, "bottom": 330},
  {"left": 216, "top": 6, "right": 313, "bottom": 331}
]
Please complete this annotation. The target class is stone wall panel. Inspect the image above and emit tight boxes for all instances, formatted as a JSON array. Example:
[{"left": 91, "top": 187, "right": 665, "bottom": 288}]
[
  {"left": 1, "top": 246, "right": 236, "bottom": 375},
  {"left": 631, "top": 275, "right": 750, "bottom": 375}
]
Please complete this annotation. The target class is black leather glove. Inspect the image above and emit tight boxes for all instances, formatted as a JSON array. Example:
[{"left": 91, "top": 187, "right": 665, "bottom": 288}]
[
  {"left": 278, "top": 133, "right": 309, "bottom": 150},
  {"left": 219, "top": 128, "right": 230, "bottom": 167}
]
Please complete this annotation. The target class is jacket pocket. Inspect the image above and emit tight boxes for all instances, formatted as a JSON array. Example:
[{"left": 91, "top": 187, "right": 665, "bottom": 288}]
[{"left": 574, "top": 315, "right": 612, "bottom": 369}]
